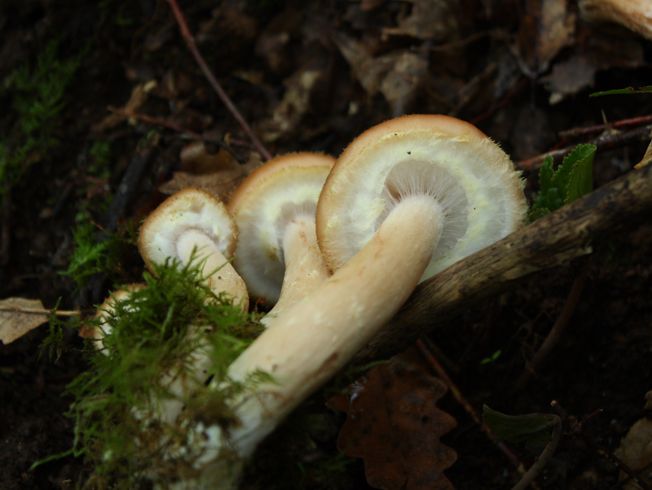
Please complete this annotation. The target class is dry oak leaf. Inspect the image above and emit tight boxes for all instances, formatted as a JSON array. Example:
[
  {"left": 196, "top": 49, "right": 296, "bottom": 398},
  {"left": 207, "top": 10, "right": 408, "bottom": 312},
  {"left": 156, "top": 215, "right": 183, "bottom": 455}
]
[
  {"left": 328, "top": 351, "right": 457, "bottom": 490},
  {"left": 0, "top": 297, "right": 48, "bottom": 345}
]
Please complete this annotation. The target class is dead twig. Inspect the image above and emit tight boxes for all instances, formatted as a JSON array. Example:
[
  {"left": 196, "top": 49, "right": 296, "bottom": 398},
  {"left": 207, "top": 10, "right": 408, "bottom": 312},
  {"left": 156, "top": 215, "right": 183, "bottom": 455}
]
[
  {"left": 165, "top": 0, "right": 272, "bottom": 161},
  {"left": 559, "top": 114, "right": 652, "bottom": 140},
  {"left": 108, "top": 108, "right": 247, "bottom": 162},
  {"left": 511, "top": 409, "right": 562, "bottom": 490},
  {"left": 358, "top": 164, "right": 652, "bottom": 361},
  {"left": 0, "top": 305, "right": 80, "bottom": 317},
  {"left": 416, "top": 338, "right": 529, "bottom": 477},
  {"left": 515, "top": 263, "right": 589, "bottom": 390},
  {"left": 517, "top": 124, "right": 652, "bottom": 171}
]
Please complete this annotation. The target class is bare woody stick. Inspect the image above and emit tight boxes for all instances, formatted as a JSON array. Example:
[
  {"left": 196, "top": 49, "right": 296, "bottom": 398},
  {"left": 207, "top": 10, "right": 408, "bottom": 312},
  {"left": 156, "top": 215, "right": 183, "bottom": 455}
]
[
  {"left": 166, "top": 0, "right": 272, "bottom": 161},
  {"left": 517, "top": 124, "right": 652, "bottom": 171},
  {"left": 358, "top": 164, "right": 652, "bottom": 360}
]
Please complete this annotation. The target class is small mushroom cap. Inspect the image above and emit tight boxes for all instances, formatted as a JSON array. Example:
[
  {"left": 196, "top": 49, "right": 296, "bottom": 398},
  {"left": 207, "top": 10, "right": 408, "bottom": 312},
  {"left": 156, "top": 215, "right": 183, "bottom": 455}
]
[
  {"left": 228, "top": 152, "right": 335, "bottom": 303},
  {"left": 317, "top": 114, "right": 527, "bottom": 280},
  {"left": 82, "top": 284, "right": 145, "bottom": 349},
  {"left": 138, "top": 188, "right": 237, "bottom": 271}
]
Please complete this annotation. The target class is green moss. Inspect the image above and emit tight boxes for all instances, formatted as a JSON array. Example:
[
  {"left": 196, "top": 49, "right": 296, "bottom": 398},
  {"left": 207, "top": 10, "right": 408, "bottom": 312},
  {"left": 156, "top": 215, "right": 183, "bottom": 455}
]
[
  {"left": 0, "top": 40, "right": 81, "bottom": 198},
  {"left": 67, "top": 258, "right": 264, "bottom": 487},
  {"left": 62, "top": 215, "right": 122, "bottom": 289}
]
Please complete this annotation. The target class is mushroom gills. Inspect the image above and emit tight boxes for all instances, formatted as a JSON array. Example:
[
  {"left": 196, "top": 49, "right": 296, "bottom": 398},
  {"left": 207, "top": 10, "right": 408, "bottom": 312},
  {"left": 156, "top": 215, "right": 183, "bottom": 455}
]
[{"left": 382, "top": 159, "right": 469, "bottom": 269}]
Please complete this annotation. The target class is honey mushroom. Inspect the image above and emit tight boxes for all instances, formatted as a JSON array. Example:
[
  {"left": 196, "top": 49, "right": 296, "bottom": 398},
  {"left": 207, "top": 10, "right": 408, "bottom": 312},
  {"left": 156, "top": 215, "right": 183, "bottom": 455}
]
[{"left": 184, "top": 115, "right": 527, "bottom": 488}]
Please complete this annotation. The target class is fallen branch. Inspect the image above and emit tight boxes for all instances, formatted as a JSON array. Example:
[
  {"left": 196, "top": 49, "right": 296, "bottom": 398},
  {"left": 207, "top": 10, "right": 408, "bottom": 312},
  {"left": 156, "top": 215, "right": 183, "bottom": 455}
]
[
  {"left": 517, "top": 124, "right": 652, "bottom": 171},
  {"left": 359, "top": 164, "right": 652, "bottom": 361},
  {"left": 166, "top": 0, "right": 272, "bottom": 161}
]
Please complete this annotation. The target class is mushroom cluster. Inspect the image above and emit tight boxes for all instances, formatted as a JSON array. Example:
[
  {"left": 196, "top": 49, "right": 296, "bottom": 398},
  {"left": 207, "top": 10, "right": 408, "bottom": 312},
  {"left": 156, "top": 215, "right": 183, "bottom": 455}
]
[{"left": 98, "top": 115, "right": 527, "bottom": 488}]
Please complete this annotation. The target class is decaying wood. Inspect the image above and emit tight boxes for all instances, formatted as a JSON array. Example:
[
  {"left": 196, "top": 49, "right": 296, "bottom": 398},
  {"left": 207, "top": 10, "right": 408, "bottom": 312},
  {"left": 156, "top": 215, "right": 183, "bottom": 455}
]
[{"left": 359, "top": 164, "right": 652, "bottom": 360}]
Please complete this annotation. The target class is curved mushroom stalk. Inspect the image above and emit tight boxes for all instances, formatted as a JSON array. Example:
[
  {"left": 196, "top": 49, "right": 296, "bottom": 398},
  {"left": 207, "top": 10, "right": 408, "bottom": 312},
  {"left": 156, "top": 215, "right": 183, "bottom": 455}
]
[
  {"left": 227, "top": 195, "right": 442, "bottom": 455},
  {"left": 228, "top": 153, "right": 334, "bottom": 325},
  {"left": 262, "top": 214, "right": 330, "bottom": 326},
  {"left": 175, "top": 197, "right": 441, "bottom": 490},
  {"left": 139, "top": 188, "right": 249, "bottom": 311}
]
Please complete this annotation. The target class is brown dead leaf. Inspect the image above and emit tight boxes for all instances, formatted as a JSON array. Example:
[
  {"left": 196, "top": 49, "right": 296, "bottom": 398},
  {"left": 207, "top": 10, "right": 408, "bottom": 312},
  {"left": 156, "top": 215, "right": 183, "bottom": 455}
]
[
  {"left": 579, "top": 0, "right": 652, "bottom": 41},
  {"left": 0, "top": 297, "right": 48, "bottom": 344},
  {"left": 333, "top": 33, "right": 428, "bottom": 113},
  {"left": 159, "top": 145, "right": 261, "bottom": 198},
  {"left": 516, "top": 0, "right": 576, "bottom": 76},
  {"left": 542, "top": 54, "right": 597, "bottom": 103},
  {"left": 614, "top": 391, "right": 652, "bottom": 489},
  {"left": 382, "top": 0, "right": 460, "bottom": 41},
  {"left": 328, "top": 350, "right": 457, "bottom": 490},
  {"left": 93, "top": 81, "right": 157, "bottom": 132},
  {"left": 380, "top": 51, "right": 429, "bottom": 116},
  {"left": 258, "top": 67, "right": 323, "bottom": 142}
]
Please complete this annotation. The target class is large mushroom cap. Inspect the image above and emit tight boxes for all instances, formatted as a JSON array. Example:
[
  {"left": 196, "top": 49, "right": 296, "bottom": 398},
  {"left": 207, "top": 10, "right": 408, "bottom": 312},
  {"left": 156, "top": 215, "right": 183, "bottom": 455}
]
[
  {"left": 317, "top": 114, "right": 526, "bottom": 280},
  {"left": 228, "top": 152, "right": 335, "bottom": 303}
]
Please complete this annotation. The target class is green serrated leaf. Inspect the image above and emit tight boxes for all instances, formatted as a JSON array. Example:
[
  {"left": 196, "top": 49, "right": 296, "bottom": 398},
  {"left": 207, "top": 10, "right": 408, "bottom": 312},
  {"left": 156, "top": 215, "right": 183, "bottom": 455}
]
[
  {"left": 528, "top": 144, "right": 596, "bottom": 221},
  {"left": 538, "top": 156, "right": 554, "bottom": 192},
  {"left": 483, "top": 405, "right": 557, "bottom": 450},
  {"left": 564, "top": 144, "right": 595, "bottom": 203}
]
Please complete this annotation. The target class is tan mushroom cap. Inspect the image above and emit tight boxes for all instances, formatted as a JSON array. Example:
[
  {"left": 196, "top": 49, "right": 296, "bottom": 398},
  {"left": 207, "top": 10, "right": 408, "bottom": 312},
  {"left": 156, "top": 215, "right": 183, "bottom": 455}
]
[
  {"left": 138, "top": 188, "right": 248, "bottom": 309},
  {"left": 83, "top": 284, "right": 145, "bottom": 350},
  {"left": 228, "top": 152, "right": 335, "bottom": 303},
  {"left": 317, "top": 114, "right": 527, "bottom": 279}
]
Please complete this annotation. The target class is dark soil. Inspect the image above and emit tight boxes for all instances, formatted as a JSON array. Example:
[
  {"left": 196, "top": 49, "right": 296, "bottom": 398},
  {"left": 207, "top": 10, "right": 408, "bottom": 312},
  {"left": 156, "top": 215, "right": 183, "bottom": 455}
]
[{"left": 1, "top": 1, "right": 651, "bottom": 489}]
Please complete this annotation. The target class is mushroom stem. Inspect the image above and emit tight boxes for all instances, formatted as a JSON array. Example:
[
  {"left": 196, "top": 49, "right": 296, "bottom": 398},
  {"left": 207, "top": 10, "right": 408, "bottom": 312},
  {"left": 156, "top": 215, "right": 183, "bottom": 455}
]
[
  {"left": 261, "top": 216, "right": 330, "bottom": 326},
  {"left": 224, "top": 195, "right": 443, "bottom": 457},
  {"left": 176, "top": 229, "right": 248, "bottom": 309}
]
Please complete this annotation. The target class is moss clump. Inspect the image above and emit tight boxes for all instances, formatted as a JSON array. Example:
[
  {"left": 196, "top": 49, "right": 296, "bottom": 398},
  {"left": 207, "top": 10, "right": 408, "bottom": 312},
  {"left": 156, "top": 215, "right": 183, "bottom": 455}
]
[
  {"left": 0, "top": 40, "right": 80, "bottom": 198},
  {"left": 67, "top": 258, "right": 264, "bottom": 488}
]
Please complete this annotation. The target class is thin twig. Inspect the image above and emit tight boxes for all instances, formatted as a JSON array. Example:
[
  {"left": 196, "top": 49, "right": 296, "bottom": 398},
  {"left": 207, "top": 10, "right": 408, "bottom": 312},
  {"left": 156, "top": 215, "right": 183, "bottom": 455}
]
[
  {"left": 517, "top": 124, "right": 652, "bottom": 171},
  {"left": 515, "top": 264, "right": 589, "bottom": 390},
  {"left": 108, "top": 108, "right": 246, "bottom": 162},
  {"left": 165, "top": 0, "right": 272, "bottom": 161},
  {"left": 559, "top": 114, "right": 652, "bottom": 140},
  {"left": 416, "top": 338, "right": 528, "bottom": 476},
  {"left": 511, "top": 411, "right": 562, "bottom": 490},
  {"left": 0, "top": 306, "right": 80, "bottom": 317}
]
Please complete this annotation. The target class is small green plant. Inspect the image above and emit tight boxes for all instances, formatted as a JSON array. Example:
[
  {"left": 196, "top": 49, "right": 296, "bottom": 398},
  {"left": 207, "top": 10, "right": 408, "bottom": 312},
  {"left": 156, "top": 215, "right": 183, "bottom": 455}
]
[
  {"left": 529, "top": 144, "right": 596, "bottom": 221},
  {"left": 65, "top": 258, "right": 264, "bottom": 488},
  {"left": 0, "top": 40, "right": 80, "bottom": 197}
]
